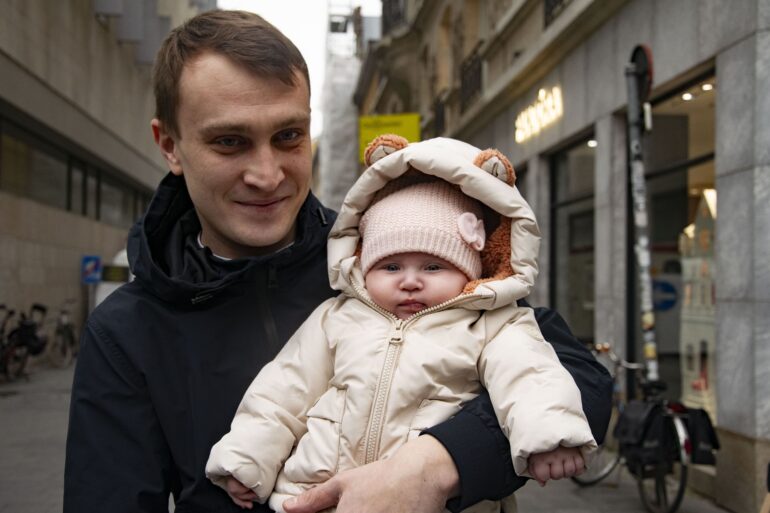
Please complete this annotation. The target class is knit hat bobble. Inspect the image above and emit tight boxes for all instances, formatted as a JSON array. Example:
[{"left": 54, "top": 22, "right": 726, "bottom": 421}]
[{"left": 359, "top": 177, "right": 486, "bottom": 280}]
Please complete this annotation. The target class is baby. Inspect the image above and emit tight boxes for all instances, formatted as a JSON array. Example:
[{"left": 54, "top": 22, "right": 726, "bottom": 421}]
[{"left": 206, "top": 135, "right": 597, "bottom": 513}]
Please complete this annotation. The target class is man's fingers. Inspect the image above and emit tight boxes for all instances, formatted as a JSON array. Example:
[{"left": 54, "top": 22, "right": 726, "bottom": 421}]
[
  {"left": 550, "top": 462, "right": 565, "bottom": 480},
  {"left": 283, "top": 480, "right": 342, "bottom": 513}
]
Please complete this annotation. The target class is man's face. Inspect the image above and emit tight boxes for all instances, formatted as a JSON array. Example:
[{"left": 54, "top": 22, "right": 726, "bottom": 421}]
[{"left": 152, "top": 52, "right": 312, "bottom": 259}]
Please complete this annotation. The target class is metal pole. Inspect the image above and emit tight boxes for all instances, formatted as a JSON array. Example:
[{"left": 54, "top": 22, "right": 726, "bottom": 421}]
[{"left": 625, "top": 52, "right": 659, "bottom": 382}]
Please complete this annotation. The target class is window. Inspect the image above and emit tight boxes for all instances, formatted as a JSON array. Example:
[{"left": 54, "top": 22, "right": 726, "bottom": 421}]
[
  {"left": 100, "top": 174, "right": 136, "bottom": 229},
  {"left": 0, "top": 116, "right": 152, "bottom": 228},
  {"left": 631, "top": 74, "right": 716, "bottom": 416},
  {"left": 1, "top": 125, "right": 68, "bottom": 210},
  {"left": 69, "top": 161, "right": 85, "bottom": 214},
  {"left": 551, "top": 138, "right": 596, "bottom": 343}
]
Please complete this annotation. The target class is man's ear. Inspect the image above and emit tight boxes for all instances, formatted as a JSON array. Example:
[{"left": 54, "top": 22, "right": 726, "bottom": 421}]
[{"left": 151, "top": 118, "right": 183, "bottom": 176}]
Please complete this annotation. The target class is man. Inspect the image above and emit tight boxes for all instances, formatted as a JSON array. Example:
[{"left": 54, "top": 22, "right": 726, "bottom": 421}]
[{"left": 64, "top": 10, "right": 612, "bottom": 513}]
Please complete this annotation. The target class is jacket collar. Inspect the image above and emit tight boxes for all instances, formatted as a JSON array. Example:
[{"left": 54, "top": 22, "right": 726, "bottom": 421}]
[{"left": 128, "top": 173, "right": 333, "bottom": 305}]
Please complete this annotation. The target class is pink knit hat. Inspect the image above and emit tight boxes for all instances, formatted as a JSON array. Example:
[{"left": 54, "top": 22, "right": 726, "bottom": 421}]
[{"left": 359, "top": 176, "right": 486, "bottom": 279}]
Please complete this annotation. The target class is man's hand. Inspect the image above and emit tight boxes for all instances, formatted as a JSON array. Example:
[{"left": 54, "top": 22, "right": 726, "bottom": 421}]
[
  {"left": 527, "top": 446, "right": 585, "bottom": 486},
  {"left": 283, "top": 435, "right": 459, "bottom": 513},
  {"left": 225, "top": 476, "right": 258, "bottom": 509}
]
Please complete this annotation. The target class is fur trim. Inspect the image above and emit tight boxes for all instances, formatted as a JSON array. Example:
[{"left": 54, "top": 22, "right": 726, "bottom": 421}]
[
  {"left": 474, "top": 149, "right": 516, "bottom": 186},
  {"left": 364, "top": 134, "right": 410, "bottom": 166},
  {"left": 463, "top": 219, "right": 513, "bottom": 293}
]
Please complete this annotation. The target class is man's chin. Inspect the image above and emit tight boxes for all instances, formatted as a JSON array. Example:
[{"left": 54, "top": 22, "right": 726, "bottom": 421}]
[{"left": 236, "top": 229, "right": 294, "bottom": 255}]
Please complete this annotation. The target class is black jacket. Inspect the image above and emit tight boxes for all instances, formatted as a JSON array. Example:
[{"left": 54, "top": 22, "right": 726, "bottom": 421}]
[{"left": 64, "top": 173, "right": 612, "bottom": 512}]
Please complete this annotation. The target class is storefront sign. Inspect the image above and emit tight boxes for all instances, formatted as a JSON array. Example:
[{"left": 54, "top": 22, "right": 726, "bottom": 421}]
[
  {"left": 515, "top": 87, "right": 563, "bottom": 143},
  {"left": 359, "top": 113, "right": 421, "bottom": 162}
]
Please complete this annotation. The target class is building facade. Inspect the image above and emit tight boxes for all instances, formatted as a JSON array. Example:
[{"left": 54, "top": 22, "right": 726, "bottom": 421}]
[
  {"left": 355, "top": 1, "right": 770, "bottom": 511},
  {"left": 0, "top": 0, "right": 213, "bottom": 328}
]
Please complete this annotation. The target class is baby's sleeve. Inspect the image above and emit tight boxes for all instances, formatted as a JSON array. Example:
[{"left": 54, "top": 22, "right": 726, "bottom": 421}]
[
  {"left": 205, "top": 298, "right": 337, "bottom": 502},
  {"left": 478, "top": 306, "right": 598, "bottom": 476}
]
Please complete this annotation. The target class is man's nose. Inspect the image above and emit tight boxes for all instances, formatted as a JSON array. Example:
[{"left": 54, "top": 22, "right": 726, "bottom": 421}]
[{"left": 242, "top": 146, "right": 284, "bottom": 191}]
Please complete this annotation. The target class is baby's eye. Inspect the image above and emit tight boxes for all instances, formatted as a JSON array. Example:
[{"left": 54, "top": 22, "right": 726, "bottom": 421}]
[
  {"left": 425, "top": 264, "right": 442, "bottom": 271},
  {"left": 384, "top": 263, "right": 400, "bottom": 272}
]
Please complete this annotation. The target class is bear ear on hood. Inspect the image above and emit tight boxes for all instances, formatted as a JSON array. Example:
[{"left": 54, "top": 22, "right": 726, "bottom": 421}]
[
  {"left": 364, "top": 134, "right": 409, "bottom": 167},
  {"left": 474, "top": 149, "right": 516, "bottom": 187}
]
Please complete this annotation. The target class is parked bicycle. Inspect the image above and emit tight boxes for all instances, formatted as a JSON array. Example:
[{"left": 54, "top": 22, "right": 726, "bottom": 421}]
[
  {"left": 0, "top": 304, "right": 27, "bottom": 381},
  {"left": 1, "top": 303, "right": 48, "bottom": 381},
  {"left": 572, "top": 342, "right": 691, "bottom": 513},
  {"left": 46, "top": 299, "right": 78, "bottom": 368}
]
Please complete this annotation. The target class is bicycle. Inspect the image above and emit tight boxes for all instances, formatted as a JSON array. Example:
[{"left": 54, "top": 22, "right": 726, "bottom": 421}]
[
  {"left": 0, "top": 304, "right": 28, "bottom": 381},
  {"left": 1, "top": 303, "right": 49, "bottom": 381},
  {"left": 46, "top": 299, "right": 78, "bottom": 368},
  {"left": 571, "top": 343, "right": 691, "bottom": 513}
]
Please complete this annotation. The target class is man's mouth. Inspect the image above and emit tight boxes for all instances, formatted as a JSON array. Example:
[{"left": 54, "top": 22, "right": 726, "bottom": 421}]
[{"left": 235, "top": 197, "right": 285, "bottom": 209}]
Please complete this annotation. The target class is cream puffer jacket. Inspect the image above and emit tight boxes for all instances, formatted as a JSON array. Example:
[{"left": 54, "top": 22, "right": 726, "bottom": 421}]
[{"left": 206, "top": 136, "right": 597, "bottom": 513}]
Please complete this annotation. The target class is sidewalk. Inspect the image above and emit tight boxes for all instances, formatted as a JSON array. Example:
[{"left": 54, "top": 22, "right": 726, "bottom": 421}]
[
  {"left": 515, "top": 463, "right": 730, "bottom": 513},
  {"left": 0, "top": 362, "right": 733, "bottom": 513},
  {"left": 0, "top": 362, "right": 73, "bottom": 513}
]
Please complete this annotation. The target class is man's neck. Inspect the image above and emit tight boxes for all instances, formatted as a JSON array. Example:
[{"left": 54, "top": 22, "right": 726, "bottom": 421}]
[{"left": 197, "top": 232, "right": 294, "bottom": 260}]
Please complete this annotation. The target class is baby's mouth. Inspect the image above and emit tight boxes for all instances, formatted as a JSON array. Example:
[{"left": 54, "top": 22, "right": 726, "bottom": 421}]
[{"left": 399, "top": 300, "right": 427, "bottom": 312}]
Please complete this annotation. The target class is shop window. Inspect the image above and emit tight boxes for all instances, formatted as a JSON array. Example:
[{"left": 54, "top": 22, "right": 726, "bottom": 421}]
[
  {"left": 551, "top": 138, "right": 596, "bottom": 343},
  {"left": 631, "top": 75, "right": 716, "bottom": 418}
]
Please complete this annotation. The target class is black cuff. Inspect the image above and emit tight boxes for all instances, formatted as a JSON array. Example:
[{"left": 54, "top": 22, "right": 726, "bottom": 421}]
[{"left": 423, "top": 406, "right": 524, "bottom": 512}]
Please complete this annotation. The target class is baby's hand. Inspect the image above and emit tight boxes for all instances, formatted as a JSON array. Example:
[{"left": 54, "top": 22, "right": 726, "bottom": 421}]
[
  {"left": 527, "top": 446, "right": 585, "bottom": 486},
  {"left": 224, "top": 476, "right": 258, "bottom": 509}
]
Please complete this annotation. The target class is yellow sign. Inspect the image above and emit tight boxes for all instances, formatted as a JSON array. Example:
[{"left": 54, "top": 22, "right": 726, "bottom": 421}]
[
  {"left": 515, "top": 87, "right": 563, "bottom": 143},
  {"left": 359, "top": 113, "right": 421, "bottom": 162}
]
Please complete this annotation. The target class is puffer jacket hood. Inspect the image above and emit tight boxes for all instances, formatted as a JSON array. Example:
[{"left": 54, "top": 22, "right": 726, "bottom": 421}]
[
  {"left": 127, "top": 172, "right": 331, "bottom": 306},
  {"left": 328, "top": 136, "right": 540, "bottom": 311}
]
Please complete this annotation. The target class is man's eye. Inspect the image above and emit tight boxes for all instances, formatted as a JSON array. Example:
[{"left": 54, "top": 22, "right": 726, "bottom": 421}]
[
  {"left": 275, "top": 129, "right": 301, "bottom": 144},
  {"left": 215, "top": 136, "right": 243, "bottom": 148}
]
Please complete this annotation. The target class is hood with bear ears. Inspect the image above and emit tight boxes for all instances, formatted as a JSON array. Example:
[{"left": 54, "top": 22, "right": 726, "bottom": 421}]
[{"left": 328, "top": 135, "right": 541, "bottom": 312}]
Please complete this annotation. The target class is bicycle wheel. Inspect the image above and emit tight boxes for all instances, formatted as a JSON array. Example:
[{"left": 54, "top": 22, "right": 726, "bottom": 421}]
[
  {"left": 4, "top": 332, "right": 29, "bottom": 381},
  {"left": 636, "top": 421, "right": 688, "bottom": 513},
  {"left": 572, "top": 405, "right": 621, "bottom": 486},
  {"left": 48, "top": 327, "right": 74, "bottom": 368}
]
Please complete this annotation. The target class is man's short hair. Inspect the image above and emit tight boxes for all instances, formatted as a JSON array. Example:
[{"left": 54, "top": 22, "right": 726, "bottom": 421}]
[{"left": 153, "top": 10, "right": 310, "bottom": 138}]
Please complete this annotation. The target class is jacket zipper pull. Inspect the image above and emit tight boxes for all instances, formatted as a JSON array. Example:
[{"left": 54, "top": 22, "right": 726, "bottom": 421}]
[
  {"left": 390, "top": 320, "right": 404, "bottom": 343},
  {"left": 267, "top": 265, "right": 278, "bottom": 290}
]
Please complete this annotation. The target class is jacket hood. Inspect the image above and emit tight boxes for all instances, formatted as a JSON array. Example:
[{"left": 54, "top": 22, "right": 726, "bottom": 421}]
[
  {"left": 328, "top": 136, "right": 540, "bottom": 311},
  {"left": 128, "top": 172, "right": 333, "bottom": 305}
]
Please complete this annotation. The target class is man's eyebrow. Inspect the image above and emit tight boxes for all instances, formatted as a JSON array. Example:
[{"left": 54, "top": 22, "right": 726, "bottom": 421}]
[
  {"left": 198, "top": 115, "right": 311, "bottom": 137},
  {"left": 199, "top": 123, "right": 251, "bottom": 137}
]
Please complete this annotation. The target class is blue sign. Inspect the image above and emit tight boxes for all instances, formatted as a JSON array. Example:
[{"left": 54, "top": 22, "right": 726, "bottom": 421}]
[
  {"left": 653, "top": 279, "right": 677, "bottom": 311},
  {"left": 81, "top": 255, "right": 103, "bottom": 284}
]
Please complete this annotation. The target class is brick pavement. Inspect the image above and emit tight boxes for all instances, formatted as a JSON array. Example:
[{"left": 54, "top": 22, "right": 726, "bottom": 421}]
[{"left": 0, "top": 362, "right": 733, "bottom": 513}]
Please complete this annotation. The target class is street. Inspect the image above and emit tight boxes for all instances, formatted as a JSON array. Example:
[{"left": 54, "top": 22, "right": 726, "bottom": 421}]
[{"left": 0, "top": 363, "right": 731, "bottom": 513}]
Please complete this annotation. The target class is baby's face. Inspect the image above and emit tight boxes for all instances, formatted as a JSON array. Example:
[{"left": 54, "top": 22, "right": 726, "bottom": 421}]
[{"left": 364, "top": 252, "right": 469, "bottom": 320}]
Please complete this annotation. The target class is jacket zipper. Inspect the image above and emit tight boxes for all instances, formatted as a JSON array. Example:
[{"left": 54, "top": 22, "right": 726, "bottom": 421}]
[
  {"left": 363, "top": 319, "right": 404, "bottom": 463},
  {"left": 256, "top": 265, "right": 281, "bottom": 355},
  {"left": 352, "top": 279, "right": 481, "bottom": 463}
]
